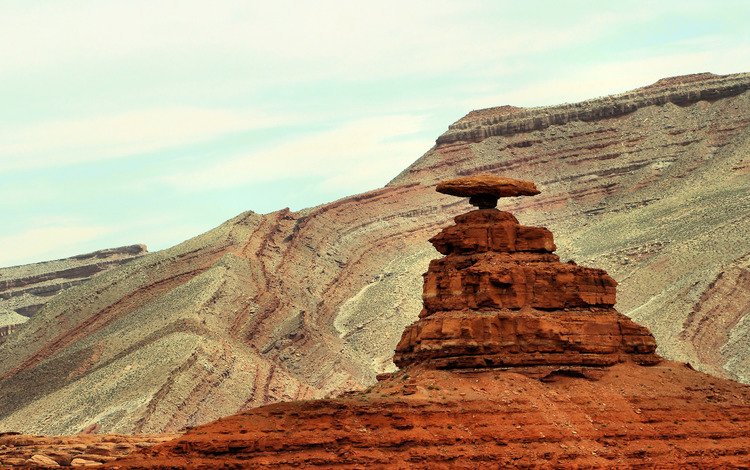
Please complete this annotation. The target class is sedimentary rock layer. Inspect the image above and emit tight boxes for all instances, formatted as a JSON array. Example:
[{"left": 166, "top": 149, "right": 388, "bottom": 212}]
[
  {"left": 395, "top": 309, "right": 659, "bottom": 370},
  {"left": 393, "top": 186, "right": 658, "bottom": 372},
  {"left": 0, "top": 245, "right": 147, "bottom": 326},
  {"left": 107, "top": 363, "right": 750, "bottom": 469},
  {"left": 0, "top": 72, "right": 748, "bottom": 434},
  {"left": 436, "top": 72, "right": 750, "bottom": 145}
]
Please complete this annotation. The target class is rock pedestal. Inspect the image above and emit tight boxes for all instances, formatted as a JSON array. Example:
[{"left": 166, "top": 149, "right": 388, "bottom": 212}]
[{"left": 394, "top": 175, "right": 659, "bottom": 375}]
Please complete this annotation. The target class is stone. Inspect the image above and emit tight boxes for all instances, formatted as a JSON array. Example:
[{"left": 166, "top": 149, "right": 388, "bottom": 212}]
[
  {"left": 27, "top": 454, "right": 60, "bottom": 467},
  {"left": 436, "top": 174, "right": 540, "bottom": 208},
  {"left": 71, "top": 458, "right": 103, "bottom": 467},
  {"left": 429, "top": 210, "right": 555, "bottom": 255},
  {"left": 394, "top": 177, "right": 658, "bottom": 371}
]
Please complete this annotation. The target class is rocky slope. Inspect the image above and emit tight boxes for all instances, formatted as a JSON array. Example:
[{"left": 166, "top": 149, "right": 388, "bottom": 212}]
[
  {"left": 105, "top": 177, "right": 750, "bottom": 469},
  {"left": 0, "top": 72, "right": 748, "bottom": 435},
  {"left": 0, "top": 246, "right": 147, "bottom": 343},
  {"left": 105, "top": 364, "right": 750, "bottom": 469}
]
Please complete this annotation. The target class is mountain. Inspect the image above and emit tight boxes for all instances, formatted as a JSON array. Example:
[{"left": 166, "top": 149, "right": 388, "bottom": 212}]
[
  {"left": 0, "top": 245, "right": 147, "bottom": 343},
  {"left": 0, "top": 72, "right": 748, "bottom": 435},
  {"left": 107, "top": 176, "right": 750, "bottom": 469}
]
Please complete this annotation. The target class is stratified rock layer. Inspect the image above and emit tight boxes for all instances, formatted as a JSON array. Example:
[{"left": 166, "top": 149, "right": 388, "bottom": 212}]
[
  {"left": 0, "top": 245, "right": 147, "bottom": 343},
  {"left": 107, "top": 363, "right": 750, "bottom": 469},
  {"left": 435, "top": 72, "right": 750, "bottom": 145},
  {"left": 394, "top": 205, "right": 658, "bottom": 372}
]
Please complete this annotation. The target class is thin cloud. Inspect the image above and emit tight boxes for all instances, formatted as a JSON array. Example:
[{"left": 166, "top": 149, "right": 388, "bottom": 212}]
[
  {"left": 163, "top": 114, "right": 431, "bottom": 192},
  {"left": 0, "top": 223, "right": 112, "bottom": 268},
  {"left": 0, "top": 107, "right": 287, "bottom": 171},
  {"left": 0, "top": 2, "right": 646, "bottom": 84},
  {"left": 464, "top": 42, "right": 750, "bottom": 109}
]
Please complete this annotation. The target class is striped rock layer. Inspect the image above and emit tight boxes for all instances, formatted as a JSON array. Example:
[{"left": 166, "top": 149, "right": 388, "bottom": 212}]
[{"left": 393, "top": 206, "right": 658, "bottom": 373}]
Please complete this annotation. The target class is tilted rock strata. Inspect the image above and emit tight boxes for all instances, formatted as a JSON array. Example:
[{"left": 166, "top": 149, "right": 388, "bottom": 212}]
[
  {"left": 436, "top": 72, "right": 750, "bottom": 145},
  {"left": 107, "top": 363, "right": 750, "bottom": 469},
  {"left": 392, "top": 71, "right": 750, "bottom": 383},
  {"left": 0, "top": 72, "right": 749, "bottom": 435},
  {"left": 0, "top": 245, "right": 147, "bottom": 335}
]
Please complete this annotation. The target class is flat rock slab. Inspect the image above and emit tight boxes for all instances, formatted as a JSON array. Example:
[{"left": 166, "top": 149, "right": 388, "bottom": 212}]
[{"left": 436, "top": 174, "right": 540, "bottom": 198}]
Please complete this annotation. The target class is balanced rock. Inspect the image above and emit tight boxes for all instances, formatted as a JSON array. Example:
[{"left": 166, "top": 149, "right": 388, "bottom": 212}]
[
  {"left": 436, "top": 174, "right": 540, "bottom": 208},
  {"left": 395, "top": 175, "right": 659, "bottom": 376}
]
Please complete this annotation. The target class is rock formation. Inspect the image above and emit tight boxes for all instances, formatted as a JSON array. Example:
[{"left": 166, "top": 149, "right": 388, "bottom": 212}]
[
  {"left": 434, "top": 72, "right": 750, "bottom": 146},
  {"left": 0, "top": 432, "right": 177, "bottom": 467},
  {"left": 394, "top": 175, "right": 659, "bottom": 375},
  {"left": 104, "top": 177, "right": 750, "bottom": 469},
  {"left": 0, "top": 72, "right": 748, "bottom": 435}
]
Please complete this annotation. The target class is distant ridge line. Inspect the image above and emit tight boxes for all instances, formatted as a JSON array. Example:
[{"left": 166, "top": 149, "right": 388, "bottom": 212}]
[{"left": 437, "top": 72, "right": 750, "bottom": 145}]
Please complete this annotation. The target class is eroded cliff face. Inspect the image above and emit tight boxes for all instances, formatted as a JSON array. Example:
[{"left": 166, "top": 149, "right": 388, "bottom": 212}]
[
  {"left": 0, "top": 72, "right": 748, "bottom": 435},
  {"left": 393, "top": 206, "right": 658, "bottom": 373},
  {"left": 433, "top": 72, "right": 750, "bottom": 146}
]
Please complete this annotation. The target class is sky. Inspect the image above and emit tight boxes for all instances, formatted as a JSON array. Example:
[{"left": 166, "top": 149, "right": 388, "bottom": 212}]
[{"left": 1, "top": 0, "right": 748, "bottom": 267}]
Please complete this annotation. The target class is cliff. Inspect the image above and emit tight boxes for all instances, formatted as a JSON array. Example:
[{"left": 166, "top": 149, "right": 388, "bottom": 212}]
[{"left": 0, "top": 72, "right": 748, "bottom": 435}]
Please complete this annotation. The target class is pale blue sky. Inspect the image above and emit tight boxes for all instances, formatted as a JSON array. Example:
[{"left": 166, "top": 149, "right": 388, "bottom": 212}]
[{"left": 1, "top": 0, "right": 748, "bottom": 267}]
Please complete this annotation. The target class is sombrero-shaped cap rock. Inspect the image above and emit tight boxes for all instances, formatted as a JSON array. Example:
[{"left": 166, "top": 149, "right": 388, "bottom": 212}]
[{"left": 437, "top": 174, "right": 540, "bottom": 208}]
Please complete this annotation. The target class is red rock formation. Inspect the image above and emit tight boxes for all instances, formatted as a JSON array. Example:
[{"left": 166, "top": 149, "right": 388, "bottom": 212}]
[
  {"left": 104, "top": 176, "right": 750, "bottom": 469},
  {"left": 394, "top": 176, "right": 658, "bottom": 374},
  {"left": 0, "top": 432, "right": 177, "bottom": 467},
  {"left": 104, "top": 364, "right": 750, "bottom": 469}
]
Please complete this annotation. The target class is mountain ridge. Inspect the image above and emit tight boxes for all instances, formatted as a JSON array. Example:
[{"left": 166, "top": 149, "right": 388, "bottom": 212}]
[{"left": 0, "top": 71, "right": 748, "bottom": 434}]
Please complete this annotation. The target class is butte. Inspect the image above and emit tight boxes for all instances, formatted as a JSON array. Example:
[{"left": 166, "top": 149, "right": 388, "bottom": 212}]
[{"left": 109, "top": 175, "right": 750, "bottom": 469}]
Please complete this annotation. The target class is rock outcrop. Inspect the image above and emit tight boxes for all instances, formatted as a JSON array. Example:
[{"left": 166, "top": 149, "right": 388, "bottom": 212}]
[
  {"left": 0, "top": 432, "right": 177, "bottom": 467},
  {"left": 435, "top": 72, "right": 750, "bottom": 145},
  {"left": 105, "top": 177, "right": 750, "bottom": 469},
  {"left": 394, "top": 176, "right": 658, "bottom": 374},
  {"left": 0, "top": 72, "right": 748, "bottom": 435},
  {"left": 0, "top": 245, "right": 147, "bottom": 343}
]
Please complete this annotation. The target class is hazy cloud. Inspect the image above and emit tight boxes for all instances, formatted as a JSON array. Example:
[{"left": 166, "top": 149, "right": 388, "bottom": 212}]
[
  {"left": 0, "top": 107, "right": 286, "bottom": 171},
  {"left": 0, "top": 223, "right": 112, "bottom": 267},
  {"left": 163, "top": 114, "right": 431, "bottom": 193}
]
